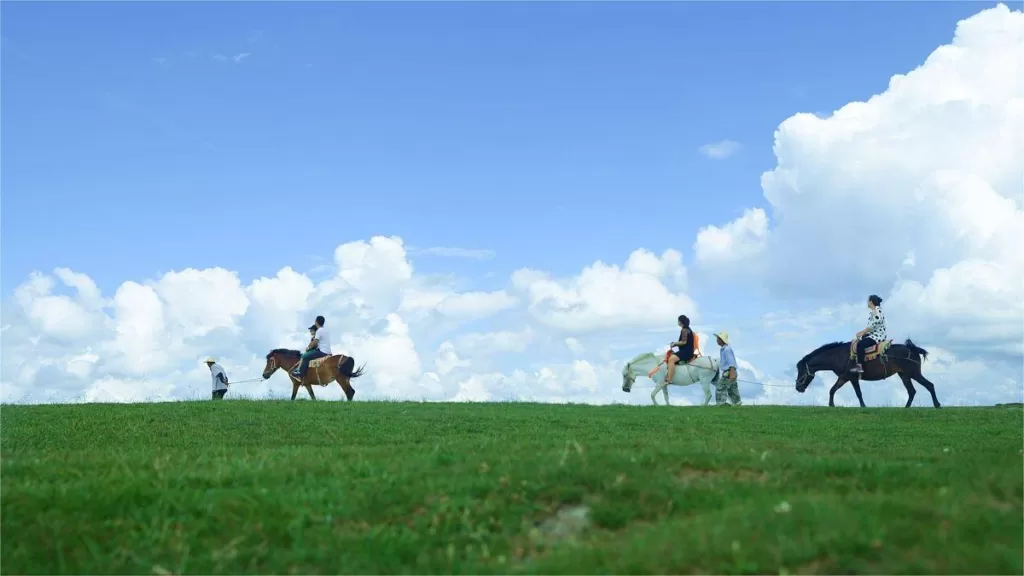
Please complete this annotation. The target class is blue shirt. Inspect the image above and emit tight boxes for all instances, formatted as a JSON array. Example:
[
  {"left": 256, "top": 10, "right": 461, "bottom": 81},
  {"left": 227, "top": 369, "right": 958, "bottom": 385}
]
[{"left": 719, "top": 345, "right": 738, "bottom": 375}]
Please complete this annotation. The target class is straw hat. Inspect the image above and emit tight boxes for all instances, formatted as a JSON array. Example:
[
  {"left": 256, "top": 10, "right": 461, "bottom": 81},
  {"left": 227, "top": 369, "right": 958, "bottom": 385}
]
[{"left": 713, "top": 331, "right": 730, "bottom": 345}]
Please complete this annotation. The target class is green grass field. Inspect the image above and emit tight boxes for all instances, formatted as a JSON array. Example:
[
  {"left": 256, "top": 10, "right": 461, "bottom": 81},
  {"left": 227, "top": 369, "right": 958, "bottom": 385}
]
[{"left": 2, "top": 401, "right": 1021, "bottom": 574}]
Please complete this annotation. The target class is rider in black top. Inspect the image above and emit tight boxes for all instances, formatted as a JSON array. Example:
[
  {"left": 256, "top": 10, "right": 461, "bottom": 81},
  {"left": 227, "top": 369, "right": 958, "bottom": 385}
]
[{"left": 667, "top": 315, "right": 694, "bottom": 384}]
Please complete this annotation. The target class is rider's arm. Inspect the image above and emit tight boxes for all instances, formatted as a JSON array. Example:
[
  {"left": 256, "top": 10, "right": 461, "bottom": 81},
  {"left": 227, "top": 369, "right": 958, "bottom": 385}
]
[
  {"left": 860, "top": 310, "right": 883, "bottom": 337},
  {"left": 307, "top": 338, "right": 319, "bottom": 350}
]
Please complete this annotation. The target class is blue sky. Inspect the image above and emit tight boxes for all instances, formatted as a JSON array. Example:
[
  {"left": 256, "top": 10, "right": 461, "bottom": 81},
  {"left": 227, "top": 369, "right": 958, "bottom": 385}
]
[
  {"left": 3, "top": 1, "right": 1020, "bottom": 406},
  {"left": 2, "top": 1, "right": 997, "bottom": 294}
]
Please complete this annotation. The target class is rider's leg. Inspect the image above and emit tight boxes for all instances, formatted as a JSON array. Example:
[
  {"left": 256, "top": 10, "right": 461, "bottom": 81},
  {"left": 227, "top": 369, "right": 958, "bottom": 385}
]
[
  {"left": 666, "top": 354, "right": 680, "bottom": 383},
  {"left": 851, "top": 338, "right": 875, "bottom": 373},
  {"left": 292, "top": 351, "right": 313, "bottom": 376},
  {"left": 294, "top": 349, "right": 328, "bottom": 377}
]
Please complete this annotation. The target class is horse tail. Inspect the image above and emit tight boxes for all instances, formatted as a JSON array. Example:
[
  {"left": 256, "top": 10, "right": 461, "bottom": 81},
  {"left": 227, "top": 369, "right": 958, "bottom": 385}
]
[
  {"left": 338, "top": 356, "right": 367, "bottom": 379},
  {"left": 711, "top": 360, "right": 721, "bottom": 384},
  {"left": 904, "top": 338, "right": 929, "bottom": 362}
]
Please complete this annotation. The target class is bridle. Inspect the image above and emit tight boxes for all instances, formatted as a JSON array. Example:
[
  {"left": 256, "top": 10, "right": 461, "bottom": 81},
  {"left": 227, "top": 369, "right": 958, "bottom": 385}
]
[
  {"left": 264, "top": 354, "right": 283, "bottom": 378},
  {"left": 796, "top": 361, "right": 814, "bottom": 389},
  {"left": 622, "top": 362, "right": 635, "bottom": 391}
]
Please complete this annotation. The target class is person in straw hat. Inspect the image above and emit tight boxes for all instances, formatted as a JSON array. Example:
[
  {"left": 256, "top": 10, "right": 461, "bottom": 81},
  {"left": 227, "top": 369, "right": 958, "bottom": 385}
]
[
  {"left": 203, "top": 356, "right": 230, "bottom": 400},
  {"left": 713, "top": 331, "right": 741, "bottom": 406}
]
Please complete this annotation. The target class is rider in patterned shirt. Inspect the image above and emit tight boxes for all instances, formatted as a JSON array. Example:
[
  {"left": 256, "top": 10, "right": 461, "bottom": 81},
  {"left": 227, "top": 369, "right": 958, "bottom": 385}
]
[{"left": 851, "top": 294, "right": 887, "bottom": 373}]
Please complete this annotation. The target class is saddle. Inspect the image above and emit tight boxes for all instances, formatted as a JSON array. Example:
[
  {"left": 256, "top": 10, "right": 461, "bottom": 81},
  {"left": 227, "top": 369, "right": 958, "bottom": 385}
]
[
  {"left": 850, "top": 339, "right": 892, "bottom": 362},
  {"left": 294, "top": 354, "right": 345, "bottom": 386},
  {"left": 649, "top": 350, "right": 702, "bottom": 379}
]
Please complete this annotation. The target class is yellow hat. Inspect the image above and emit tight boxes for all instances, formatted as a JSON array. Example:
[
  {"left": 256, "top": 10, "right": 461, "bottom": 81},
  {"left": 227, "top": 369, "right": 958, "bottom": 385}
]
[
  {"left": 713, "top": 331, "right": 729, "bottom": 345},
  {"left": 204, "top": 356, "right": 217, "bottom": 364}
]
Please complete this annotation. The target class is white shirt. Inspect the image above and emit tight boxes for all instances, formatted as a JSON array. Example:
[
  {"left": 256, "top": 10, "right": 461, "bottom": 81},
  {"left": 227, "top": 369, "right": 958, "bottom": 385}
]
[
  {"left": 867, "top": 307, "right": 887, "bottom": 342},
  {"left": 313, "top": 327, "right": 332, "bottom": 354},
  {"left": 209, "top": 363, "right": 228, "bottom": 392}
]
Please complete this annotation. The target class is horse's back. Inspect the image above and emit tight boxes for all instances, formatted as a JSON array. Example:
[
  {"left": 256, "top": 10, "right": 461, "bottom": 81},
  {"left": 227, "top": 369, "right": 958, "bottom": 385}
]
[{"left": 692, "top": 355, "right": 718, "bottom": 371}]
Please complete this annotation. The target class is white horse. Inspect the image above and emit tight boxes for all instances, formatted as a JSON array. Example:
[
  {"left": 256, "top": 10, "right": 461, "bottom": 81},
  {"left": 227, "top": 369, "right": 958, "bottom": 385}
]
[{"left": 621, "top": 352, "right": 720, "bottom": 406}]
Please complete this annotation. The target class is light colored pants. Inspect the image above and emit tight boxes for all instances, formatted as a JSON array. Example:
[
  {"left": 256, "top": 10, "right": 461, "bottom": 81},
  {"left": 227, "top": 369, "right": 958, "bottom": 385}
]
[{"left": 716, "top": 375, "right": 741, "bottom": 405}]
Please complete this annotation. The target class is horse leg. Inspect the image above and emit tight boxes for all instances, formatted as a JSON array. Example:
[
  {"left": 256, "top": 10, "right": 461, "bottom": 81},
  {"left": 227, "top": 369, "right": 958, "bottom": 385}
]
[
  {"left": 911, "top": 372, "right": 942, "bottom": 408},
  {"left": 701, "top": 376, "right": 712, "bottom": 406},
  {"left": 304, "top": 382, "right": 317, "bottom": 400},
  {"left": 828, "top": 376, "right": 848, "bottom": 407},
  {"left": 849, "top": 376, "right": 867, "bottom": 407},
  {"left": 290, "top": 379, "right": 300, "bottom": 401},
  {"left": 898, "top": 372, "right": 916, "bottom": 408},
  {"left": 337, "top": 377, "right": 356, "bottom": 401},
  {"left": 662, "top": 383, "right": 670, "bottom": 406},
  {"left": 650, "top": 380, "right": 662, "bottom": 405}
]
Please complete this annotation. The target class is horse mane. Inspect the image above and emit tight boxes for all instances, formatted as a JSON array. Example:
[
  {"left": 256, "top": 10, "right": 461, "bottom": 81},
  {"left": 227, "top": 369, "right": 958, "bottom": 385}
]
[
  {"left": 798, "top": 341, "right": 848, "bottom": 365},
  {"left": 627, "top": 352, "right": 658, "bottom": 364},
  {"left": 267, "top": 348, "right": 302, "bottom": 359}
]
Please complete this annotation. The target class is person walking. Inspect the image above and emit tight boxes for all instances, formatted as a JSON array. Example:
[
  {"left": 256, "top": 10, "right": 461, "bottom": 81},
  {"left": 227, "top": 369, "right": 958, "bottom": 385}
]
[
  {"left": 204, "top": 356, "right": 229, "bottom": 400},
  {"left": 714, "top": 331, "right": 742, "bottom": 406}
]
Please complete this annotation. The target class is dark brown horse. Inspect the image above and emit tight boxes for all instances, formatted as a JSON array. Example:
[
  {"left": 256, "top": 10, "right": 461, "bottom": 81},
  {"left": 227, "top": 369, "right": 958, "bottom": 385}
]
[
  {"left": 262, "top": 349, "right": 365, "bottom": 401},
  {"left": 794, "top": 339, "right": 941, "bottom": 408}
]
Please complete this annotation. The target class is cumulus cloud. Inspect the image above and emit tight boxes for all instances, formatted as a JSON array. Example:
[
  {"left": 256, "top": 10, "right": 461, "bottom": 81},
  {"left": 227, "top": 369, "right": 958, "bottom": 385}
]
[
  {"left": 511, "top": 248, "right": 694, "bottom": 333},
  {"left": 0, "top": 236, "right": 531, "bottom": 404},
  {"left": 693, "top": 4, "right": 1024, "bottom": 356},
  {"left": 2, "top": 233, "right": 700, "bottom": 405},
  {"left": 694, "top": 208, "right": 769, "bottom": 267}
]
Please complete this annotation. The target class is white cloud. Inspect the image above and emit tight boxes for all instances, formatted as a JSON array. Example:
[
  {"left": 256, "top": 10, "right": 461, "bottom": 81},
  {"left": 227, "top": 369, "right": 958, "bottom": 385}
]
[
  {"left": 698, "top": 139, "right": 741, "bottom": 159},
  {"left": 0, "top": 236, "right": 526, "bottom": 404},
  {"left": 693, "top": 4, "right": 1024, "bottom": 355},
  {"left": 399, "top": 288, "right": 518, "bottom": 321},
  {"left": 565, "top": 337, "right": 585, "bottom": 355},
  {"left": 511, "top": 248, "right": 695, "bottom": 333},
  {"left": 435, "top": 341, "right": 471, "bottom": 375},
  {"left": 694, "top": 208, "right": 769, "bottom": 267},
  {"left": 154, "top": 268, "right": 249, "bottom": 338},
  {"left": 454, "top": 329, "right": 534, "bottom": 358}
]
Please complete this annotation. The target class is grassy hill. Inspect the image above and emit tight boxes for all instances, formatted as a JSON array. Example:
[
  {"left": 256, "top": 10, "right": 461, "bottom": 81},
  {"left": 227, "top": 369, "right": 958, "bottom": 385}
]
[{"left": 2, "top": 401, "right": 1021, "bottom": 574}]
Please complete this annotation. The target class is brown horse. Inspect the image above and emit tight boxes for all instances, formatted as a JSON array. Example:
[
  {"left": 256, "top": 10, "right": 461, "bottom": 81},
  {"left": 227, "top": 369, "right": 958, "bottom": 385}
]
[{"left": 262, "top": 348, "right": 365, "bottom": 401}]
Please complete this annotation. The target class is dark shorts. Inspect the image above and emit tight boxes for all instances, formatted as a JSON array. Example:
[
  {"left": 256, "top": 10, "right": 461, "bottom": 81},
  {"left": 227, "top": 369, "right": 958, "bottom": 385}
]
[
  {"left": 212, "top": 389, "right": 227, "bottom": 400},
  {"left": 670, "top": 348, "right": 694, "bottom": 363},
  {"left": 856, "top": 337, "right": 877, "bottom": 351}
]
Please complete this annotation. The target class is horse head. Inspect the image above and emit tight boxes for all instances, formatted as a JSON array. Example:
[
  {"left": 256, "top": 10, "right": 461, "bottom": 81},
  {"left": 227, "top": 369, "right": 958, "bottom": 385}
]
[
  {"left": 795, "top": 360, "right": 814, "bottom": 392},
  {"left": 795, "top": 342, "right": 848, "bottom": 392},
  {"left": 621, "top": 352, "right": 657, "bottom": 393},
  {"left": 263, "top": 348, "right": 302, "bottom": 379}
]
